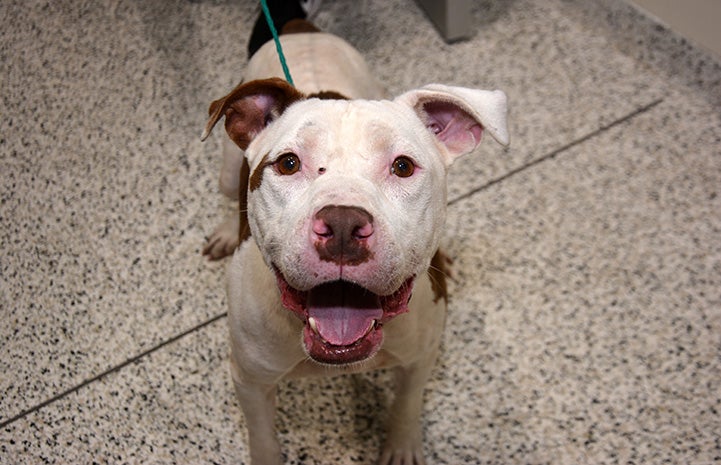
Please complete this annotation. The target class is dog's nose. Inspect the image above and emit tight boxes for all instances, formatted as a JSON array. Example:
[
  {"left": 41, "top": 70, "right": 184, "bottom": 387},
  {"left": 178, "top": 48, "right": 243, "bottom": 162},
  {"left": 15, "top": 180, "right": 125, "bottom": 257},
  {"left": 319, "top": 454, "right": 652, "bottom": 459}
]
[{"left": 313, "top": 205, "right": 374, "bottom": 265}]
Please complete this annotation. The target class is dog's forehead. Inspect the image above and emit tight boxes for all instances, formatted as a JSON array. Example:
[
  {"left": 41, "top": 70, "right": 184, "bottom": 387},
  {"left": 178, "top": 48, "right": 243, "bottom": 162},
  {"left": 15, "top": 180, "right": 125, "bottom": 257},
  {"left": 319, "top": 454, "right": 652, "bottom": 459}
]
[
  {"left": 249, "top": 99, "right": 423, "bottom": 162},
  {"left": 292, "top": 99, "right": 417, "bottom": 137}
]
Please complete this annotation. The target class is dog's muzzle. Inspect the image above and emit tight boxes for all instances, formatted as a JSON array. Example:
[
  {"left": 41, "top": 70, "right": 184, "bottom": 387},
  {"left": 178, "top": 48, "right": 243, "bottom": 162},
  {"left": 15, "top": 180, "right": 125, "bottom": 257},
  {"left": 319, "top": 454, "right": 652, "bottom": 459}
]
[{"left": 272, "top": 204, "right": 415, "bottom": 364}]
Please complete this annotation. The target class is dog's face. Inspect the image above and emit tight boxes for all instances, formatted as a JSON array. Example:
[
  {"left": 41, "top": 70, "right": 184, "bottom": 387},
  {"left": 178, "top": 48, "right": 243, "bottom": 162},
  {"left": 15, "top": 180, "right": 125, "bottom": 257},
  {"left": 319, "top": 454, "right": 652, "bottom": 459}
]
[
  {"left": 247, "top": 99, "right": 448, "bottom": 294},
  {"left": 204, "top": 78, "right": 509, "bottom": 364}
]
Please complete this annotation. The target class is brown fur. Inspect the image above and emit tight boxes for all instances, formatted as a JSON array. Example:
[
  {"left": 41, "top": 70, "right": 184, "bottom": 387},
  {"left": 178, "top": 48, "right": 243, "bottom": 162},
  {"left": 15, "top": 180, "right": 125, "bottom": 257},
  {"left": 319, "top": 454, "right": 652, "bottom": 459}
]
[
  {"left": 281, "top": 18, "right": 321, "bottom": 35},
  {"left": 307, "top": 91, "right": 350, "bottom": 100},
  {"left": 428, "top": 250, "right": 450, "bottom": 303},
  {"left": 249, "top": 153, "right": 270, "bottom": 193},
  {"left": 238, "top": 158, "right": 252, "bottom": 244},
  {"left": 204, "top": 78, "right": 304, "bottom": 150}
]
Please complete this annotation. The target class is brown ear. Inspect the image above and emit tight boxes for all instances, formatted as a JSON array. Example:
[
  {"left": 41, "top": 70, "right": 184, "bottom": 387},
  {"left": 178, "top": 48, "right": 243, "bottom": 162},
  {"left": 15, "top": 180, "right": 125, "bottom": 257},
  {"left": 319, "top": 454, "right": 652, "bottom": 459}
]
[{"left": 201, "top": 77, "right": 304, "bottom": 149}]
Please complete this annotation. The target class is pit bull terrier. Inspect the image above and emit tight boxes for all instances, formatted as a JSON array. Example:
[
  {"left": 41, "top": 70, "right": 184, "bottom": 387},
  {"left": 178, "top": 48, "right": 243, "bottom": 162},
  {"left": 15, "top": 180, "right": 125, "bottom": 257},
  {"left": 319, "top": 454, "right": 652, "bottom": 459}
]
[{"left": 201, "top": 16, "right": 509, "bottom": 465}]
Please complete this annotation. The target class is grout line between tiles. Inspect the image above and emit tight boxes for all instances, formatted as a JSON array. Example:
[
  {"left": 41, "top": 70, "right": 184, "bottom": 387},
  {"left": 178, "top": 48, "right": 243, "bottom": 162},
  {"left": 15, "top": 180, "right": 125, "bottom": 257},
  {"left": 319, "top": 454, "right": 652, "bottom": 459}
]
[
  {"left": 448, "top": 98, "right": 665, "bottom": 206},
  {"left": 0, "top": 312, "right": 228, "bottom": 430}
]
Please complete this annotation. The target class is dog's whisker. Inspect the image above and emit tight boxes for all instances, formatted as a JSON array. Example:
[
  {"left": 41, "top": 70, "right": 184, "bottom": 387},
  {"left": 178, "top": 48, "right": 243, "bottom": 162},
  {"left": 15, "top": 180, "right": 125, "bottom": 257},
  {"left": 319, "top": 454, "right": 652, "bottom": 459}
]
[{"left": 426, "top": 264, "right": 450, "bottom": 279}]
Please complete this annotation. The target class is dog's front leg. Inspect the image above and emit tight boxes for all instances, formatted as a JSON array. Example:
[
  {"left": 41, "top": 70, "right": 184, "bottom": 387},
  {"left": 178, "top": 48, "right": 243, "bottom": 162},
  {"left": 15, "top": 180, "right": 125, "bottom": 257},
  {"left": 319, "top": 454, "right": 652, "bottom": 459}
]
[
  {"left": 379, "top": 362, "right": 435, "bottom": 465},
  {"left": 219, "top": 137, "right": 244, "bottom": 199},
  {"left": 203, "top": 139, "right": 246, "bottom": 260},
  {"left": 233, "top": 379, "right": 283, "bottom": 465}
]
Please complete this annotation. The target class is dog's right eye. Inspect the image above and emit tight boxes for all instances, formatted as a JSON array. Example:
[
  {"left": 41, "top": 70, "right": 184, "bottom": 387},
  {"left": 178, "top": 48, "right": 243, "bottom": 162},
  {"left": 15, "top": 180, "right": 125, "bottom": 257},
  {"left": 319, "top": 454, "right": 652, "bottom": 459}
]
[{"left": 275, "top": 153, "right": 301, "bottom": 175}]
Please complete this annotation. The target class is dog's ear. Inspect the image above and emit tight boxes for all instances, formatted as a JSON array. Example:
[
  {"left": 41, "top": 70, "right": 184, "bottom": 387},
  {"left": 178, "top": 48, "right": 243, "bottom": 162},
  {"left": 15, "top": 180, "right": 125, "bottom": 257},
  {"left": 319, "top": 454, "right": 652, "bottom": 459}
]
[
  {"left": 201, "top": 77, "right": 304, "bottom": 149},
  {"left": 395, "top": 84, "right": 509, "bottom": 164}
]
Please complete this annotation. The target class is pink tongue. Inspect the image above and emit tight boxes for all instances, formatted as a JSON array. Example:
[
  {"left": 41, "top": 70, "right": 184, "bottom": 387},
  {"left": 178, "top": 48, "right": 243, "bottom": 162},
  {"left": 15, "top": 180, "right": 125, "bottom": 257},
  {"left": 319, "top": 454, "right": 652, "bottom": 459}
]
[{"left": 307, "top": 281, "right": 383, "bottom": 346}]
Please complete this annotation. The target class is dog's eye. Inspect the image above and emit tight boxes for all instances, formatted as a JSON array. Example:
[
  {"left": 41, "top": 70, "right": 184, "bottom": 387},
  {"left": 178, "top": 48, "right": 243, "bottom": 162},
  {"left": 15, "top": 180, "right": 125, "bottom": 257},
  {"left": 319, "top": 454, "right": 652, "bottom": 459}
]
[
  {"left": 391, "top": 156, "right": 415, "bottom": 178},
  {"left": 275, "top": 153, "right": 301, "bottom": 175}
]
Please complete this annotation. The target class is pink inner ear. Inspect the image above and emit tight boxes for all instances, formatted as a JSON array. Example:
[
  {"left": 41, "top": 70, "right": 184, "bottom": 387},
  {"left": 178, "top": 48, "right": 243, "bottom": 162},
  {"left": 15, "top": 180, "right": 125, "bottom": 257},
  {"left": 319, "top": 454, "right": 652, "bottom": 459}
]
[
  {"left": 423, "top": 101, "right": 484, "bottom": 156},
  {"left": 225, "top": 94, "right": 277, "bottom": 150}
]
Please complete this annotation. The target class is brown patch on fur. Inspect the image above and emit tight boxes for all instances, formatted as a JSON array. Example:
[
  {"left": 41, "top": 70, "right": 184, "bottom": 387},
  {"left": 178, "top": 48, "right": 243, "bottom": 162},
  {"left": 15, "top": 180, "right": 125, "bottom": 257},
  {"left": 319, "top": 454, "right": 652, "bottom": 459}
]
[
  {"left": 281, "top": 18, "right": 321, "bottom": 35},
  {"left": 249, "top": 153, "right": 271, "bottom": 193},
  {"left": 203, "top": 78, "right": 304, "bottom": 150},
  {"left": 238, "top": 157, "right": 251, "bottom": 244},
  {"left": 428, "top": 250, "right": 451, "bottom": 303},
  {"left": 307, "top": 91, "right": 350, "bottom": 100}
]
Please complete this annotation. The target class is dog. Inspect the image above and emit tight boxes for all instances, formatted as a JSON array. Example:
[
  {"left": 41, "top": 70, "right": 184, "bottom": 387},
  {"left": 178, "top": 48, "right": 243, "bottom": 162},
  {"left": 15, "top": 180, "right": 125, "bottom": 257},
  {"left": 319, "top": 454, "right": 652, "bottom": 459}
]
[{"left": 201, "top": 12, "right": 509, "bottom": 465}]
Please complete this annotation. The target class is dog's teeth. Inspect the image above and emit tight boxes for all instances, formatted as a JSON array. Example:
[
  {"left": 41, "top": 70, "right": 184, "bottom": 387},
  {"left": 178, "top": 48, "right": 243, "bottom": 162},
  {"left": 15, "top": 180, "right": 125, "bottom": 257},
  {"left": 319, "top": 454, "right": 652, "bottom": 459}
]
[
  {"left": 365, "top": 320, "right": 376, "bottom": 336},
  {"left": 308, "top": 317, "right": 319, "bottom": 334}
]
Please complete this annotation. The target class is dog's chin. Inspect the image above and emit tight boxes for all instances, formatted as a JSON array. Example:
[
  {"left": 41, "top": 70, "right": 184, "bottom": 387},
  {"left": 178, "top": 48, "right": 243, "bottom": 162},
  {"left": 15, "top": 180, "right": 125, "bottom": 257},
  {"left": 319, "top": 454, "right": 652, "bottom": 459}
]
[{"left": 274, "top": 269, "right": 414, "bottom": 365}]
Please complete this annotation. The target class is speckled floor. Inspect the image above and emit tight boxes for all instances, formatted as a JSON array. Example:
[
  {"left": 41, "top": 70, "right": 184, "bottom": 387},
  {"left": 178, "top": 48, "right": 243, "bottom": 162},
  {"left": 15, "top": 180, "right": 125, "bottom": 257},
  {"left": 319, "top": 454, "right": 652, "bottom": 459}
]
[{"left": 1, "top": 0, "right": 720, "bottom": 463}]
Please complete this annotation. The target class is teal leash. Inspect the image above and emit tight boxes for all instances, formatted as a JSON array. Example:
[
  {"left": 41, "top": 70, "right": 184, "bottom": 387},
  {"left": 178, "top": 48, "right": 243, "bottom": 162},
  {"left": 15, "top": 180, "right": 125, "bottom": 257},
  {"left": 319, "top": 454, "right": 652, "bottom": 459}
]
[{"left": 259, "top": 0, "right": 295, "bottom": 86}]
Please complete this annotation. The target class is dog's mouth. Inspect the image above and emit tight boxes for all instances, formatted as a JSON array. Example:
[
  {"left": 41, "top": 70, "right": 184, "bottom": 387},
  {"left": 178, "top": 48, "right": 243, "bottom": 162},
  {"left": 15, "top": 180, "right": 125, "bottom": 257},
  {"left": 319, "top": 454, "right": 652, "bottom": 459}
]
[{"left": 275, "top": 271, "right": 414, "bottom": 365}]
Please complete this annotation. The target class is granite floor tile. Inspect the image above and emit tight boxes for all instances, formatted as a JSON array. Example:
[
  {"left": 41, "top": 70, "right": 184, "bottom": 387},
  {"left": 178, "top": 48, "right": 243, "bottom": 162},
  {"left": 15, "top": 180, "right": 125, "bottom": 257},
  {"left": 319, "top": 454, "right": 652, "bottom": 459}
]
[
  {"left": 0, "top": 318, "right": 244, "bottom": 464},
  {"left": 563, "top": 0, "right": 721, "bottom": 110},
  {"left": 2, "top": 86, "right": 719, "bottom": 464},
  {"left": 0, "top": 0, "right": 670, "bottom": 424},
  {"left": 2, "top": 0, "right": 720, "bottom": 463},
  {"left": 0, "top": 0, "right": 245, "bottom": 423},
  {"left": 431, "top": 88, "right": 721, "bottom": 463},
  {"left": 0, "top": 314, "right": 395, "bottom": 464}
]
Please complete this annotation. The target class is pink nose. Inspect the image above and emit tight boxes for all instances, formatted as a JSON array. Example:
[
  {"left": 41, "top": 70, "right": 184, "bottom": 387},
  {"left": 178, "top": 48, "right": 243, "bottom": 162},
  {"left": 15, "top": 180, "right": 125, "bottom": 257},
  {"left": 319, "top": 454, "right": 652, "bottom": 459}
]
[{"left": 312, "top": 205, "right": 374, "bottom": 265}]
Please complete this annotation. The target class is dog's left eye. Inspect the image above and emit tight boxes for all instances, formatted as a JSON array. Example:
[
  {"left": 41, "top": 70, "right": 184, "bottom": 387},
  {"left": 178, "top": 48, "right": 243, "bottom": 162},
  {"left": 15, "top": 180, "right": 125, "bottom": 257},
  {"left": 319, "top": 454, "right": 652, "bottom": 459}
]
[
  {"left": 275, "top": 153, "right": 301, "bottom": 175},
  {"left": 391, "top": 156, "right": 415, "bottom": 178}
]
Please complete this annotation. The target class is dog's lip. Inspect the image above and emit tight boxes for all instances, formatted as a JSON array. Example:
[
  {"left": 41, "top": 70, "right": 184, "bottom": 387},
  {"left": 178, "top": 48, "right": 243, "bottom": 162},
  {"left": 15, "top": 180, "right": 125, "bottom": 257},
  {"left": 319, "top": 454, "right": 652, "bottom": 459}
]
[
  {"left": 273, "top": 268, "right": 414, "bottom": 364},
  {"left": 303, "top": 321, "right": 384, "bottom": 365}
]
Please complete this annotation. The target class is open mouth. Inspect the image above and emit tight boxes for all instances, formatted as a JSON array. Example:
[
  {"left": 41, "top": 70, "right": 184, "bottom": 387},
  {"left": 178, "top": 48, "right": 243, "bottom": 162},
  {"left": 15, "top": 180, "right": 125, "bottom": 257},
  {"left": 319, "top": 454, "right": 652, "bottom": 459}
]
[{"left": 275, "top": 271, "right": 414, "bottom": 365}]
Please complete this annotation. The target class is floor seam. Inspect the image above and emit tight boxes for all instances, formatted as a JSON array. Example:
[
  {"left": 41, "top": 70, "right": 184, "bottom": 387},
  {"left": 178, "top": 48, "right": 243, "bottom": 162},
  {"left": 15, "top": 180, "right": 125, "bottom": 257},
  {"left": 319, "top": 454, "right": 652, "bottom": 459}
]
[
  {"left": 0, "top": 312, "right": 228, "bottom": 430},
  {"left": 448, "top": 98, "right": 665, "bottom": 206}
]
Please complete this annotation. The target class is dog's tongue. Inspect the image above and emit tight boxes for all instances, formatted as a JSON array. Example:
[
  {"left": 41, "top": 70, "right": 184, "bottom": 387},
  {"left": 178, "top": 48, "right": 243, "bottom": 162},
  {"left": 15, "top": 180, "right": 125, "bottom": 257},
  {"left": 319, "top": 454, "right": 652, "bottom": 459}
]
[{"left": 307, "top": 281, "right": 383, "bottom": 346}]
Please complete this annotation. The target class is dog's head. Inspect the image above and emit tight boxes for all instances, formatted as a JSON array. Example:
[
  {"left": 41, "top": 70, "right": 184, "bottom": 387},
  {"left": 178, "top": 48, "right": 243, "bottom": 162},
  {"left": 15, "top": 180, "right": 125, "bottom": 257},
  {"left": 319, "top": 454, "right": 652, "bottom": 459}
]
[{"left": 203, "top": 78, "right": 509, "bottom": 364}]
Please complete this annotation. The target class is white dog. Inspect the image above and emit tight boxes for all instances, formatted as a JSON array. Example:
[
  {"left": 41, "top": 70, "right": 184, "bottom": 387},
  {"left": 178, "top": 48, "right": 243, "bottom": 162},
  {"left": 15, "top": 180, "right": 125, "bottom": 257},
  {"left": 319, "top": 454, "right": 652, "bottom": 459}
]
[{"left": 202, "top": 17, "right": 508, "bottom": 465}]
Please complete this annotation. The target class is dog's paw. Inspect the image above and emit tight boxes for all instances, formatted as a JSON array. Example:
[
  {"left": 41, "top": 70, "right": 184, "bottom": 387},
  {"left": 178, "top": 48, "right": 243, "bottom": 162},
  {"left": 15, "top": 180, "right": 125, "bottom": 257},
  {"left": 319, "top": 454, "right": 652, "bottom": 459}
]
[
  {"left": 202, "top": 216, "right": 240, "bottom": 260},
  {"left": 378, "top": 441, "right": 426, "bottom": 465}
]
